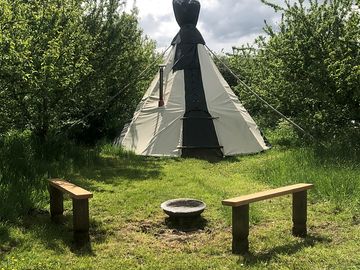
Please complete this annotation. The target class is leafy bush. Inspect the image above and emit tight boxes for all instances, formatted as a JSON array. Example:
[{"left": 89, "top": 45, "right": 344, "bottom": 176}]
[
  {"left": 0, "top": 130, "right": 100, "bottom": 221},
  {"left": 265, "top": 120, "right": 300, "bottom": 147},
  {"left": 0, "top": 0, "right": 158, "bottom": 143},
  {"left": 0, "top": 131, "right": 45, "bottom": 220},
  {"left": 223, "top": 0, "right": 360, "bottom": 141}
]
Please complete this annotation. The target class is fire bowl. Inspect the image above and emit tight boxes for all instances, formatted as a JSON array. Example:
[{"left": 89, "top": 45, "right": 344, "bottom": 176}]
[{"left": 161, "top": 198, "right": 206, "bottom": 218}]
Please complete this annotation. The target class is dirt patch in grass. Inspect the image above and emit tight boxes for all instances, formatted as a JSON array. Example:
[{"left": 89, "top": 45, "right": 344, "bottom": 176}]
[
  {"left": 352, "top": 214, "right": 360, "bottom": 226},
  {"left": 123, "top": 218, "right": 215, "bottom": 245},
  {"left": 309, "top": 221, "right": 351, "bottom": 245}
]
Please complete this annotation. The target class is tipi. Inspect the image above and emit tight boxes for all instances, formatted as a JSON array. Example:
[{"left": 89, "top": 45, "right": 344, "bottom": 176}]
[{"left": 116, "top": 0, "right": 270, "bottom": 157}]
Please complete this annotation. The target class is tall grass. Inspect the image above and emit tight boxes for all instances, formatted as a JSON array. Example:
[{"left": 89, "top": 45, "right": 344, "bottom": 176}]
[
  {"left": 0, "top": 130, "right": 100, "bottom": 221},
  {"left": 255, "top": 128, "right": 360, "bottom": 209}
]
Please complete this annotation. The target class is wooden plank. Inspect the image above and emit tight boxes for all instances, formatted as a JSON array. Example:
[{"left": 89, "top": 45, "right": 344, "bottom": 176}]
[
  {"left": 49, "top": 179, "right": 93, "bottom": 199},
  {"left": 222, "top": 183, "right": 313, "bottom": 207}
]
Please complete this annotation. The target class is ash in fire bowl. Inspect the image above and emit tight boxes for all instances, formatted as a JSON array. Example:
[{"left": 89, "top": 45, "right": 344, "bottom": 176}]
[{"left": 161, "top": 198, "right": 206, "bottom": 218}]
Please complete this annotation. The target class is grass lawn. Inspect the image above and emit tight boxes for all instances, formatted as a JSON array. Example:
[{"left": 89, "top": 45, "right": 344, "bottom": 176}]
[{"left": 0, "top": 146, "right": 359, "bottom": 269}]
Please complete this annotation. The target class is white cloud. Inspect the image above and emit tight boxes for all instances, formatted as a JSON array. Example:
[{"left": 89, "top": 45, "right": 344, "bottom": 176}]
[
  {"left": 127, "top": 0, "right": 172, "bottom": 17},
  {"left": 126, "top": 0, "right": 283, "bottom": 53}
]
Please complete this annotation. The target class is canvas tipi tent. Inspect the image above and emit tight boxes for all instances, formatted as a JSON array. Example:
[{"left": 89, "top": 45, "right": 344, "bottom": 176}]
[{"left": 116, "top": 0, "right": 270, "bottom": 157}]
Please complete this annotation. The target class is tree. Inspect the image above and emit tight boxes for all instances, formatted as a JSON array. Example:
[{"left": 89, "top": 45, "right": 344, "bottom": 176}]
[
  {"left": 0, "top": 0, "right": 93, "bottom": 140},
  {"left": 225, "top": 0, "right": 360, "bottom": 139},
  {"left": 72, "top": 0, "right": 158, "bottom": 143},
  {"left": 0, "top": 0, "right": 158, "bottom": 143}
]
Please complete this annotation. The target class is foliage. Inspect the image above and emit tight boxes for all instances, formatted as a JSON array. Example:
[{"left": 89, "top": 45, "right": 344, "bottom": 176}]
[
  {"left": 70, "top": 0, "right": 158, "bottom": 142},
  {"left": 0, "top": 0, "right": 93, "bottom": 139},
  {"left": 0, "top": 0, "right": 157, "bottom": 221},
  {"left": 224, "top": 0, "right": 360, "bottom": 140},
  {"left": 266, "top": 119, "right": 300, "bottom": 146},
  {"left": 0, "top": 130, "right": 46, "bottom": 220},
  {"left": 0, "top": 0, "right": 157, "bottom": 143},
  {"left": 0, "top": 130, "right": 100, "bottom": 221}
]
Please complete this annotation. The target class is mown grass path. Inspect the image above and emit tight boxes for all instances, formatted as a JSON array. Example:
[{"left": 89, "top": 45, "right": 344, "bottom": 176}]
[{"left": 1, "top": 148, "right": 359, "bottom": 269}]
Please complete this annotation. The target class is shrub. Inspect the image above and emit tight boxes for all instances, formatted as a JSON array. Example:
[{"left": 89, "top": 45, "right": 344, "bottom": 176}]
[
  {"left": 0, "top": 130, "right": 45, "bottom": 220},
  {"left": 0, "top": 130, "right": 100, "bottom": 221},
  {"left": 265, "top": 120, "right": 301, "bottom": 147}
]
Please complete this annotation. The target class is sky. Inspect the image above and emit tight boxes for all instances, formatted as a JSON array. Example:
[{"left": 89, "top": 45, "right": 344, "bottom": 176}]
[{"left": 124, "top": 0, "right": 284, "bottom": 53}]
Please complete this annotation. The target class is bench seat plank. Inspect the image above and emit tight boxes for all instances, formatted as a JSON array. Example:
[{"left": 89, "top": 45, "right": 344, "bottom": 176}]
[
  {"left": 222, "top": 183, "right": 313, "bottom": 207},
  {"left": 49, "top": 179, "right": 93, "bottom": 200}
]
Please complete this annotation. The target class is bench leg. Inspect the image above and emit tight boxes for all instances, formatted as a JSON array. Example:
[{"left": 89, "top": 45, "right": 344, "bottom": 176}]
[
  {"left": 49, "top": 185, "right": 64, "bottom": 222},
  {"left": 73, "top": 198, "right": 90, "bottom": 245},
  {"left": 232, "top": 205, "right": 249, "bottom": 254},
  {"left": 292, "top": 190, "right": 307, "bottom": 237}
]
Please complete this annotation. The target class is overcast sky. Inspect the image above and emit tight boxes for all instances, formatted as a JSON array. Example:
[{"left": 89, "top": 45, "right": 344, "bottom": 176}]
[{"left": 125, "top": 0, "right": 283, "bottom": 53}]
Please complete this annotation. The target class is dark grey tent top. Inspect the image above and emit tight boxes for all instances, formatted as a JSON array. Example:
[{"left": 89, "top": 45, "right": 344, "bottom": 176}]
[
  {"left": 173, "top": 0, "right": 200, "bottom": 27},
  {"left": 171, "top": 0, "right": 205, "bottom": 45}
]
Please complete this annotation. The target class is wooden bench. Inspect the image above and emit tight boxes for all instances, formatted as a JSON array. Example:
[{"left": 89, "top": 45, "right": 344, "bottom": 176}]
[
  {"left": 222, "top": 183, "right": 314, "bottom": 254},
  {"left": 48, "top": 179, "right": 93, "bottom": 244}
]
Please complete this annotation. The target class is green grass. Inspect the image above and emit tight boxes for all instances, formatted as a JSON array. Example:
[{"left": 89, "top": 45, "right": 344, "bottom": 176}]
[
  {"left": 252, "top": 148, "right": 360, "bottom": 208},
  {"left": 0, "top": 145, "right": 359, "bottom": 269}
]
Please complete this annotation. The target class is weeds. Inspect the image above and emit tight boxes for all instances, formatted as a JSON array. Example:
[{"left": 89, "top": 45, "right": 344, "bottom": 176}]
[{"left": 0, "top": 130, "right": 100, "bottom": 221}]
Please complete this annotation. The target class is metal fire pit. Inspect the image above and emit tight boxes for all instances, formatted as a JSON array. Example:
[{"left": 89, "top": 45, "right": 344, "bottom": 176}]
[{"left": 161, "top": 198, "right": 206, "bottom": 218}]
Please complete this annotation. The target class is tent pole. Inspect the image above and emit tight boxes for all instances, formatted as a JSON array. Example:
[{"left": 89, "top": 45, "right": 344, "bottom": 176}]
[{"left": 159, "top": 65, "right": 166, "bottom": 107}]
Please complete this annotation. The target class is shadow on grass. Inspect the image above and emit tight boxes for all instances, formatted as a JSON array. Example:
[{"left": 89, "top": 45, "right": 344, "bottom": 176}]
[
  {"left": 11, "top": 210, "right": 110, "bottom": 257},
  {"left": 240, "top": 234, "right": 331, "bottom": 266},
  {"left": 0, "top": 224, "right": 22, "bottom": 259},
  {"left": 164, "top": 216, "right": 208, "bottom": 232},
  {"left": 182, "top": 154, "right": 245, "bottom": 164},
  {"left": 67, "top": 156, "right": 164, "bottom": 189}
]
